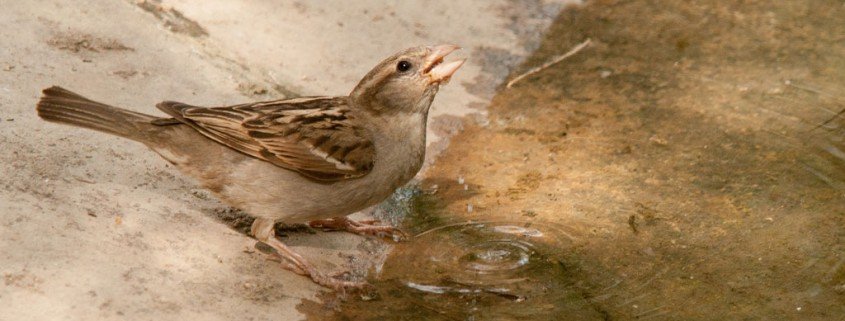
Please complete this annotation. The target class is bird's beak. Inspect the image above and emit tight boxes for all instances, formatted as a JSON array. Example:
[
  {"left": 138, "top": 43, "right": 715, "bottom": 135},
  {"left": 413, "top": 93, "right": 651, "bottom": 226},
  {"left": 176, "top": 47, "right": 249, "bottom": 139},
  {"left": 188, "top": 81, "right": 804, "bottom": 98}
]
[{"left": 423, "top": 44, "right": 466, "bottom": 84}]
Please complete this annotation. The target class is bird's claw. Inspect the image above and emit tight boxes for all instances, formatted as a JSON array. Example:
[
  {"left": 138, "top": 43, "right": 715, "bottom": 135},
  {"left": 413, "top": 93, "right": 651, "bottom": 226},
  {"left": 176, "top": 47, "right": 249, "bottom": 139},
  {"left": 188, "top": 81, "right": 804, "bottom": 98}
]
[
  {"left": 309, "top": 217, "right": 409, "bottom": 242},
  {"left": 311, "top": 270, "right": 368, "bottom": 291}
]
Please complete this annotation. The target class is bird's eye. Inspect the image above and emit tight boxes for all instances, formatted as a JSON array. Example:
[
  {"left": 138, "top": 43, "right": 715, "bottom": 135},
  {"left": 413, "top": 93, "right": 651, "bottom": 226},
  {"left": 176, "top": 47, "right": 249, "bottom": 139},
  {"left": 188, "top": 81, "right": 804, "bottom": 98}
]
[{"left": 396, "top": 60, "right": 412, "bottom": 72}]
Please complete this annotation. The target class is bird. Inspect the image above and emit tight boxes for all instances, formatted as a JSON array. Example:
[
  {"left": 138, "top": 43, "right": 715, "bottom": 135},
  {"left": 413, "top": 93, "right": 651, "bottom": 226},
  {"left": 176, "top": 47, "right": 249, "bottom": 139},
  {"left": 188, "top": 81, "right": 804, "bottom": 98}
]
[{"left": 36, "top": 45, "right": 465, "bottom": 289}]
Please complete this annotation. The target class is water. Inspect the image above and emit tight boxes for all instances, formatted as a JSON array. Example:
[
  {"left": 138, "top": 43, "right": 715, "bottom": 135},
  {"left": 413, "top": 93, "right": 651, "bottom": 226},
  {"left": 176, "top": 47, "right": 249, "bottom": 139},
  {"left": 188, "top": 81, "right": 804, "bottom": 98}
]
[
  {"left": 303, "top": 209, "right": 607, "bottom": 320},
  {"left": 301, "top": 1, "right": 845, "bottom": 320},
  {"left": 386, "top": 220, "right": 579, "bottom": 314}
]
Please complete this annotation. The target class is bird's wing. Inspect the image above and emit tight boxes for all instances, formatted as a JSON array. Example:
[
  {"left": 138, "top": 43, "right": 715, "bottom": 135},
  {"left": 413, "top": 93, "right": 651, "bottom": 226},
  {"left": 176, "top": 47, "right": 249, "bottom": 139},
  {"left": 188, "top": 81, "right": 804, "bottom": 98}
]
[{"left": 156, "top": 97, "right": 375, "bottom": 182}]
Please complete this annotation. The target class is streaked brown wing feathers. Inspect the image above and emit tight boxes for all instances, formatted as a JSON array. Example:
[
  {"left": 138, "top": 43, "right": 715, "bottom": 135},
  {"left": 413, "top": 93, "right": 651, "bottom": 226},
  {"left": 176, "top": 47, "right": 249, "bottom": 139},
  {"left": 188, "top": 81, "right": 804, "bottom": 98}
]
[{"left": 155, "top": 97, "right": 374, "bottom": 182}]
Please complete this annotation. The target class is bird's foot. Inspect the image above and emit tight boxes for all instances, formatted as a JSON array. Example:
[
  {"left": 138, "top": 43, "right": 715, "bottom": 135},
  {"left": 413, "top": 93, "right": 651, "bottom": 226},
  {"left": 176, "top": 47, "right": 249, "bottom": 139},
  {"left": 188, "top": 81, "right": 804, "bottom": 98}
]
[
  {"left": 308, "top": 216, "right": 409, "bottom": 242},
  {"left": 260, "top": 242, "right": 368, "bottom": 290},
  {"left": 252, "top": 218, "right": 368, "bottom": 290}
]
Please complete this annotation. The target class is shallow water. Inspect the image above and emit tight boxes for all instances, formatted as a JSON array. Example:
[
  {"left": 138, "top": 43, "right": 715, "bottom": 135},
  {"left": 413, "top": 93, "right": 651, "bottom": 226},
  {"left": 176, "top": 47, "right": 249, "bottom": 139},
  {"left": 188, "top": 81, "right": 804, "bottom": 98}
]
[
  {"left": 375, "top": 217, "right": 597, "bottom": 320},
  {"left": 301, "top": 195, "right": 608, "bottom": 320},
  {"left": 301, "top": 1, "right": 845, "bottom": 320}
]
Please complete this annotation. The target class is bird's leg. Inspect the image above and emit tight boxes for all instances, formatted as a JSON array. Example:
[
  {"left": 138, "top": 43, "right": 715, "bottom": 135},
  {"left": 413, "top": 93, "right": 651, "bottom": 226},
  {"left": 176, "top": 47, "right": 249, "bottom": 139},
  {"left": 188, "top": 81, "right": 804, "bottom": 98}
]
[
  {"left": 308, "top": 216, "right": 409, "bottom": 241},
  {"left": 250, "top": 218, "right": 365, "bottom": 289}
]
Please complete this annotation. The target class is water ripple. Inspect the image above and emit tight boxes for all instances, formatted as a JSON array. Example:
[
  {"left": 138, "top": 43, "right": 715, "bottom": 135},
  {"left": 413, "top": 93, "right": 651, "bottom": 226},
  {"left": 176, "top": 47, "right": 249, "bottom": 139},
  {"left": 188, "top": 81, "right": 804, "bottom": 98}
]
[{"left": 394, "top": 220, "right": 578, "bottom": 295}]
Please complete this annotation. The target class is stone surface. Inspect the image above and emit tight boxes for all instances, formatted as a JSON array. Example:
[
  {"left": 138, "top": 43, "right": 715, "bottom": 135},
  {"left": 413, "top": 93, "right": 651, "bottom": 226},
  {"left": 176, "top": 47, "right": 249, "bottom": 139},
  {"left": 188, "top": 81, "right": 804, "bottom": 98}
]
[{"left": 0, "top": 0, "right": 575, "bottom": 320}]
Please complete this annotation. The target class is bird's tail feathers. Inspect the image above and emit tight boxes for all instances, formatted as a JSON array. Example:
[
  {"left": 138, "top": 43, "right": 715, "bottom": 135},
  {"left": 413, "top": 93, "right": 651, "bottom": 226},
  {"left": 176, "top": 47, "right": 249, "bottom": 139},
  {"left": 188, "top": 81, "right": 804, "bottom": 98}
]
[{"left": 36, "top": 86, "right": 158, "bottom": 140}]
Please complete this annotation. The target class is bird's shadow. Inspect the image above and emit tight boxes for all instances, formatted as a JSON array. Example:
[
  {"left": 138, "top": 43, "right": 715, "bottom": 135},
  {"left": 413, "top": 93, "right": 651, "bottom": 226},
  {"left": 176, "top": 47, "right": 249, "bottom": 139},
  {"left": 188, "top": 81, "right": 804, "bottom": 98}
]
[{"left": 204, "top": 207, "right": 317, "bottom": 239}]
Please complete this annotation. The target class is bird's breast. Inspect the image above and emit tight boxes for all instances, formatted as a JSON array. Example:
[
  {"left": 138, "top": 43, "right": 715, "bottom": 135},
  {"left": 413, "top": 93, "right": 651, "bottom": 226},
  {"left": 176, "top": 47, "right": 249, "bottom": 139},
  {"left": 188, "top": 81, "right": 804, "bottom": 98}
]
[{"left": 370, "top": 114, "right": 427, "bottom": 183}]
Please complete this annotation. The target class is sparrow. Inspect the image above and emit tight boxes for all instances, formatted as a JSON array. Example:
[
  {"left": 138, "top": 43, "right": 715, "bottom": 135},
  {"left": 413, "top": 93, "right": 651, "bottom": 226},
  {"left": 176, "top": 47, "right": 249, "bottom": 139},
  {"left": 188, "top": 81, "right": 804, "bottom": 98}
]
[{"left": 36, "top": 45, "right": 465, "bottom": 289}]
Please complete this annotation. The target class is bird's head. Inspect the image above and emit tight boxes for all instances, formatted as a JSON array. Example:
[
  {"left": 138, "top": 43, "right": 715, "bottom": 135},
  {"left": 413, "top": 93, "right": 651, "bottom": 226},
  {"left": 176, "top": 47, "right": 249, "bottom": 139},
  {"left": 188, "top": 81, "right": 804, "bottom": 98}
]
[{"left": 350, "top": 45, "right": 465, "bottom": 115}]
